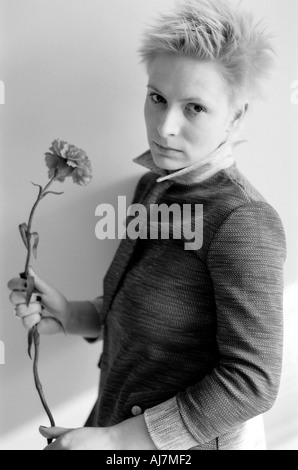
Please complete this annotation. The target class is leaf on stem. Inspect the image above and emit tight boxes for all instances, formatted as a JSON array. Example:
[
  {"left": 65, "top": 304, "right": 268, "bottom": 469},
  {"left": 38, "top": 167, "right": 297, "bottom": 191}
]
[
  {"left": 25, "top": 275, "right": 35, "bottom": 306},
  {"left": 31, "top": 182, "right": 43, "bottom": 197},
  {"left": 27, "top": 327, "right": 34, "bottom": 360},
  {"left": 42, "top": 191, "right": 64, "bottom": 197},
  {"left": 31, "top": 232, "right": 39, "bottom": 259},
  {"left": 19, "top": 223, "right": 29, "bottom": 249}
]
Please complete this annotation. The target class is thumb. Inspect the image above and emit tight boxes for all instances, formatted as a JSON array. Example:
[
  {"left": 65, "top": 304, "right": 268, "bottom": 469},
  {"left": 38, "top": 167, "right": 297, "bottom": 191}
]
[
  {"left": 28, "top": 267, "right": 51, "bottom": 294},
  {"left": 39, "top": 426, "right": 71, "bottom": 439}
]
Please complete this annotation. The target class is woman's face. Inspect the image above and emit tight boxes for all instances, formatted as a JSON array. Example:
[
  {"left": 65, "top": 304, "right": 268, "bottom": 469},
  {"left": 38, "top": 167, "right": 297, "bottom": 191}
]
[{"left": 144, "top": 54, "right": 238, "bottom": 171}]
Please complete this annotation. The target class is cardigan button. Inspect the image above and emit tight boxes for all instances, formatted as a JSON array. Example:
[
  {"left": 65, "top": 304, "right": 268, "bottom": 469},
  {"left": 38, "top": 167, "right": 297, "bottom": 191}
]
[{"left": 131, "top": 406, "right": 142, "bottom": 416}]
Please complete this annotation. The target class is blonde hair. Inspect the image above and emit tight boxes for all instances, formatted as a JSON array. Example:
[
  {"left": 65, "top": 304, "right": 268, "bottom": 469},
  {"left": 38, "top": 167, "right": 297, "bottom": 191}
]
[{"left": 139, "top": 0, "right": 275, "bottom": 102}]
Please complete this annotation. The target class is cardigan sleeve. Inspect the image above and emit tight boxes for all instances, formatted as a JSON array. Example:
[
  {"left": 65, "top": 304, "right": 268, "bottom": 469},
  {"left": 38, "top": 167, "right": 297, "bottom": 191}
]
[
  {"left": 144, "top": 202, "right": 287, "bottom": 450},
  {"left": 83, "top": 296, "right": 105, "bottom": 343},
  {"left": 89, "top": 296, "right": 104, "bottom": 316}
]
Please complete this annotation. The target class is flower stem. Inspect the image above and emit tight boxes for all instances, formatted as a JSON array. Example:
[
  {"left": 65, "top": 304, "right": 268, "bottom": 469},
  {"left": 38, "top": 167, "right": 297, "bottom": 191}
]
[
  {"left": 32, "top": 324, "right": 55, "bottom": 445},
  {"left": 24, "top": 174, "right": 57, "bottom": 277},
  {"left": 22, "top": 172, "right": 58, "bottom": 444}
]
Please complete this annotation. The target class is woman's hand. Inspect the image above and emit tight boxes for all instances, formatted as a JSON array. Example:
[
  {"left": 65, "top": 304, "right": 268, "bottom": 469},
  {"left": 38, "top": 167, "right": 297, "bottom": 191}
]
[
  {"left": 8, "top": 267, "right": 70, "bottom": 335},
  {"left": 40, "top": 426, "right": 116, "bottom": 450},
  {"left": 40, "top": 415, "right": 157, "bottom": 450}
]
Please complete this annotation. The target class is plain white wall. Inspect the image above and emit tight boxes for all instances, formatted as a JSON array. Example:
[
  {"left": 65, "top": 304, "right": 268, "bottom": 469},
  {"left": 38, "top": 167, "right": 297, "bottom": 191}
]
[{"left": 0, "top": 0, "right": 297, "bottom": 450}]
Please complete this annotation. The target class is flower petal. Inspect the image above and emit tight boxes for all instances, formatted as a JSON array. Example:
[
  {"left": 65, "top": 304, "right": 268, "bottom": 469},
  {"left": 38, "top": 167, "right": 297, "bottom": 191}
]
[
  {"left": 49, "top": 139, "right": 69, "bottom": 158},
  {"left": 71, "top": 164, "right": 92, "bottom": 185},
  {"left": 66, "top": 159, "right": 79, "bottom": 168},
  {"left": 59, "top": 141, "right": 71, "bottom": 159},
  {"left": 45, "top": 153, "right": 60, "bottom": 169},
  {"left": 45, "top": 139, "right": 92, "bottom": 184}
]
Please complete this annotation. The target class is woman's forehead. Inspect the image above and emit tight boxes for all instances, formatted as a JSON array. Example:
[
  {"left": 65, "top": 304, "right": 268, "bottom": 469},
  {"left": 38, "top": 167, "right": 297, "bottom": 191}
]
[{"left": 148, "top": 54, "right": 229, "bottom": 104}]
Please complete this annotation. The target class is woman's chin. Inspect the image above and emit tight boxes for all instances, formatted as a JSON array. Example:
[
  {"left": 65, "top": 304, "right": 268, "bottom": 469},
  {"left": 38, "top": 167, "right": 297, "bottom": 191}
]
[{"left": 152, "top": 154, "right": 185, "bottom": 171}]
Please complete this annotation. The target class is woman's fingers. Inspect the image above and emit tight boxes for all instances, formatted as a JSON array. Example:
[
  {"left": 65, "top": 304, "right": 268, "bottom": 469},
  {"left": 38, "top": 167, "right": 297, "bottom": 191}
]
[
  {"left": 8, "top": 268, "right": 53, "bottom": 299},
  {"left": 10, "top": 291, "right": 42, "bottom": 306},
  {"left": 8, "top": 269, "right": 67, "bottom": 335},
  {"left": 22, "top": 313, "right": 42, "bottom": 329},
  {"left": 14, "top": 303, "right": 63, "bottom": 334},
  {"left": 39, "top": 426, "right": 70, "bottom": 439},
  {"left": 28, "top": 267, "right": 52, "bottom": 295},
  {"left": 7, "top": 277, "right": 27, "bottom": 291},
  {"left": 15, "top": 303, "right": 42, "bottom": 329},
  {"left": 14, "top": 302, "right": 42, "bottom": 329},
  {"left": 15, "top": 302, "right": 42, "bottom": 318},
  {"left": 9, "top": 291, "right": 26, "bottom": 305}
]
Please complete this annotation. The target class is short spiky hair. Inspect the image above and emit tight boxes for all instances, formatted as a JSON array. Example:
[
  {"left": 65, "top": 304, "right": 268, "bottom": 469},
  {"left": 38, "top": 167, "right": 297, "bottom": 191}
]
[{"left": 139, "top": 0, "right": 275, "bottom": 102}]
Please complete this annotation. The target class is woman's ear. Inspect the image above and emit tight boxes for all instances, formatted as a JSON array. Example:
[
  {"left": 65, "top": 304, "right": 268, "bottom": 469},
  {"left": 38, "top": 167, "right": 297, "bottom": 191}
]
[{"left": 226, "top": 103, "right": 249, "bottom": 133}]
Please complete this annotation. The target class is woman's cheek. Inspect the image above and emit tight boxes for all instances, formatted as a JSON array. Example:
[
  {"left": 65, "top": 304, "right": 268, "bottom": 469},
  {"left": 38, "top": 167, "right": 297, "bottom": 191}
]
[{"left": 144, "top": 102, "right": 155, "bottom": 133}]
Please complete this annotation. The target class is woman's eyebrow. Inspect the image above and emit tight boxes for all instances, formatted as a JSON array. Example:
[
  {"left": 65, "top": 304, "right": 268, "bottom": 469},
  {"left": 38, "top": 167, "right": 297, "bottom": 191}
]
[
  {"left": 147, "top": 84, "right": 210, "bottom": 105},
  {"left": 147, "top": 84, "right": 164, "bottom": 94}
]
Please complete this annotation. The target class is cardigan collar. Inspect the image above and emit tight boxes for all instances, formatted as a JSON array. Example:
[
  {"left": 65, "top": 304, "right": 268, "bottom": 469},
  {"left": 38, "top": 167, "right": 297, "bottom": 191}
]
[{"left": 133, "top": 135, "right": 246, "bottom": 186}]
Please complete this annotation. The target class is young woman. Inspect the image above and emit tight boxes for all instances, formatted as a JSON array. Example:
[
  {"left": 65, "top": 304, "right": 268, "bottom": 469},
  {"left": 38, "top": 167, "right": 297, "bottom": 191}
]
[{"left": 8, "top": 0, "right": 286, "bottom": 450}]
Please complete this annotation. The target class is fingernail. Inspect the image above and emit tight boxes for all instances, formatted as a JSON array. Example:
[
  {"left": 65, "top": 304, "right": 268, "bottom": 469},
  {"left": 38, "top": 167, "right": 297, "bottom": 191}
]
[{"left": 40, "top": 426, "right": 48, "bottom": 429}]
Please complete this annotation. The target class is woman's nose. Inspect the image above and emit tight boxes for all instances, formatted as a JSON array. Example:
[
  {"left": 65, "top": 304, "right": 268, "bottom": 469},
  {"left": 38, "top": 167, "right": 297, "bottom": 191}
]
[{"left": 157, "top": 109, "right": 181, "bottom": 138}]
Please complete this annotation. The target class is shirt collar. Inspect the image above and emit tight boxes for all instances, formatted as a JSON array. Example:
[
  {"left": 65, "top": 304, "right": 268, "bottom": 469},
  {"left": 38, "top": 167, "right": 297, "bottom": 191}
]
[{"left": 133, "top": 137, "right": 246, "bottom": 186}]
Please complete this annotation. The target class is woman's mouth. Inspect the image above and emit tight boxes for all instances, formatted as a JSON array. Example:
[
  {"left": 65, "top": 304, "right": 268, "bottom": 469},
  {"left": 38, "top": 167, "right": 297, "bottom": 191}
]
[{"left": 153, "top": 142, "right": 183, "bottom": 155}]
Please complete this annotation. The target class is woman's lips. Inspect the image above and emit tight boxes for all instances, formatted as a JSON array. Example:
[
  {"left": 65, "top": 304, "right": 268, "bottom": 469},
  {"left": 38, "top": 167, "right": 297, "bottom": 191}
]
[{"left": 153, "top": 142, "right": 183, "bottom": 155}]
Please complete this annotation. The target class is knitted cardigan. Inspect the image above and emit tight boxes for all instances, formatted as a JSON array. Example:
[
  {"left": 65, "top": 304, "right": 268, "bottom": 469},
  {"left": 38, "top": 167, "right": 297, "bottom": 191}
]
[{"left": 86, "top": 150, "right": 286, "bottom": 450}]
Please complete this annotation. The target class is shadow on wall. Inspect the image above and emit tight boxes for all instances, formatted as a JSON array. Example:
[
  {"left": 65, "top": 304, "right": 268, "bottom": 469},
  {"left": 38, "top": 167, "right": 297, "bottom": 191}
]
[{"left": 0, "top": 174, "right": 141, "bottom": 437}]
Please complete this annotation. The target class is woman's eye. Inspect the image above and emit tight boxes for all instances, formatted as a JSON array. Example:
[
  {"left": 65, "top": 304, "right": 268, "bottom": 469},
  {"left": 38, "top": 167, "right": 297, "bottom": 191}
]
[
  {"left": 149, "top": 93, "right": 166, "bottom": 105},
  {"left": 187, "top": 104, "right": 206, "bottom": 114}
]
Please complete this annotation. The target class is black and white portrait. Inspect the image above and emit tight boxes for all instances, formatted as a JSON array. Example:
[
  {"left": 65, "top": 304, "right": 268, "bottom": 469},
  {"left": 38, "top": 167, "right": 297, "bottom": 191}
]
[{"left": 0, "top": 0, "right": 297, "bottom": 451}]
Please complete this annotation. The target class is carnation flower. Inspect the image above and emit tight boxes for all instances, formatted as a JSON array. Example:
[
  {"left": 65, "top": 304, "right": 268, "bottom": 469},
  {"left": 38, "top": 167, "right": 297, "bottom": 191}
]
[
  {"left": 18, "top": 139, "right": 92, "bottom": 440},
  {"left": 45, "top": 139, "right": 92, "bottom": 185}
]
